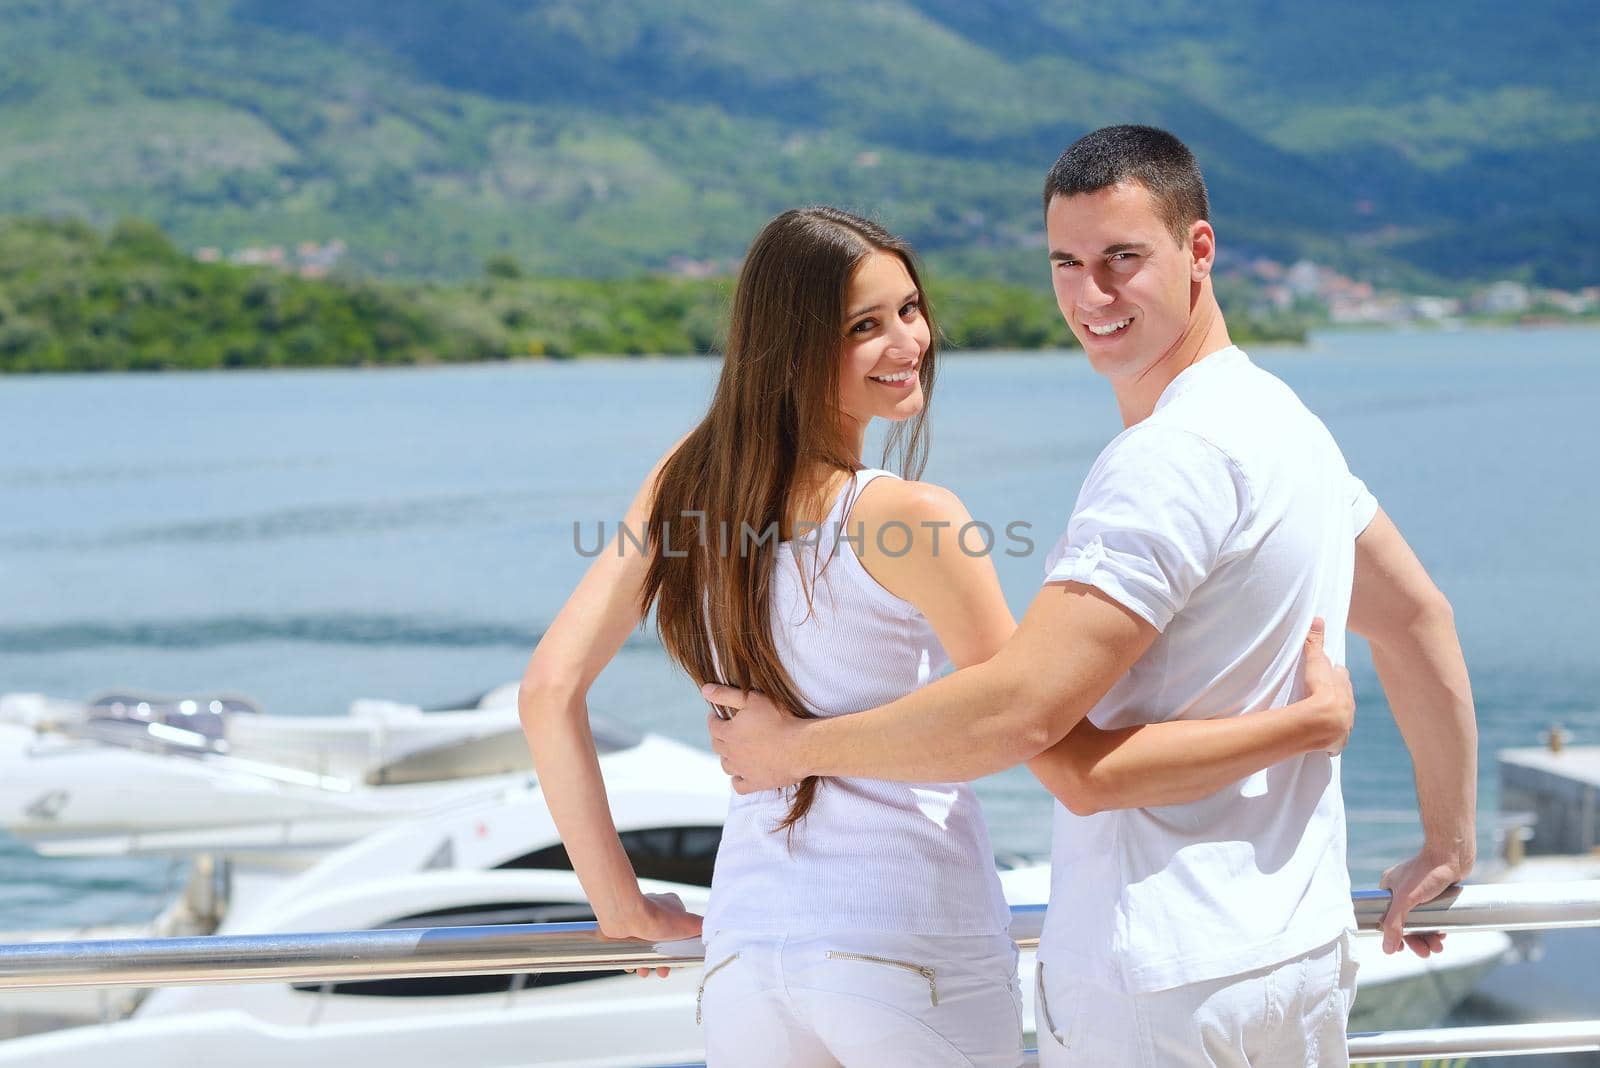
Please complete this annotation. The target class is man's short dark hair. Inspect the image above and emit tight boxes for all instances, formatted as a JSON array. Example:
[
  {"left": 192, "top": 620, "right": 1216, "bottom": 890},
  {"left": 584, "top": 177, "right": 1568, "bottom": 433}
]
[{"left": 1042, "top": 125, "right": 1210, "bottom": 246}]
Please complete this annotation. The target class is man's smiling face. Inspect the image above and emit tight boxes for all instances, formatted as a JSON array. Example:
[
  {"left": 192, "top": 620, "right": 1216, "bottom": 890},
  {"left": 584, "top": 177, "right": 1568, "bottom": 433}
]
[{"left": 1047, "top": 180, "right": 1209, "bottom": 385}]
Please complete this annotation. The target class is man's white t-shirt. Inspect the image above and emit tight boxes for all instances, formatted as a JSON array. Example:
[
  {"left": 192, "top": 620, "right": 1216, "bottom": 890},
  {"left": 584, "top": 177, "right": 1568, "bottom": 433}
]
[{"left": 1039, "top": 346, "right": 1378, "bottom": 993}]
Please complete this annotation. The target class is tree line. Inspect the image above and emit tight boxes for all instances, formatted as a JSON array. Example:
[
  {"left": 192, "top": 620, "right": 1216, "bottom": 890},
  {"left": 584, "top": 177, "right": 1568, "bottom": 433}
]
[{"left": 0, "top": 217, "right": 1305, "bottom": 373}]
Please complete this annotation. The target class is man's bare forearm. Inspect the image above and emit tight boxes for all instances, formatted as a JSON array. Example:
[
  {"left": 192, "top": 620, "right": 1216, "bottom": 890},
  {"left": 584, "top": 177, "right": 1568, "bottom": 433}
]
[
  {"left": 1371, "top": 603, "right": 1478, "bottom": 864},
  {"left": 1031, "top": 701, "right": 1342, "bottom": 815},
  {"left": 794, "top": 656, "right": 1059, "bottom": 782},
  {"left": 781, "top": 581, "right": 1154, "bottom": 784}
]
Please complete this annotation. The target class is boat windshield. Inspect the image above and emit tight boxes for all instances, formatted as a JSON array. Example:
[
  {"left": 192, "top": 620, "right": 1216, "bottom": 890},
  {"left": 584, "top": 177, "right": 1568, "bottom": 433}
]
[
  {"left": 497, "top": 825, "right": 723, "bottom": 887},
  {"left": 74, "top": 692, "right": 258, "bottom": 755}
]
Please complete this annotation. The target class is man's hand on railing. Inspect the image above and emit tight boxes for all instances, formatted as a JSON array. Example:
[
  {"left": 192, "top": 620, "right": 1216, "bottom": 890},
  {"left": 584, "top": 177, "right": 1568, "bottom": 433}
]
[
  {"left": 597, "top": 891, "right": 704, "bottom": 978},
  {"left": 1378, "top": 850, "right": 1466, "bottom": 957}
]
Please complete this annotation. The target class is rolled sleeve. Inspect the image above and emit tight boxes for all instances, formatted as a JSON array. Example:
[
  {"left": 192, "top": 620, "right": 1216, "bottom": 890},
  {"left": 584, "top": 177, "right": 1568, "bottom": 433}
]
[
  {"left": 1349, "top": 472, "right": 1378, "bottom": 535},
  {"left": 1044, "top": 427, "right": 1249, "bottom": 633}
]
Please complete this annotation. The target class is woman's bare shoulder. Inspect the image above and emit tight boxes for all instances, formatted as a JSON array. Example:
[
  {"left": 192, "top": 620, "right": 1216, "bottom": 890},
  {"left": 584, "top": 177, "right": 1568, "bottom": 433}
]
[{"left": 849, "top": 475, "right": 972, "bottom": 532}]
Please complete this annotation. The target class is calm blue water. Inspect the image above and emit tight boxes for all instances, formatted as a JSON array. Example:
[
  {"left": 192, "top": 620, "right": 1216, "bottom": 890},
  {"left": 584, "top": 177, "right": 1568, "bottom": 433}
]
[{"left": 2, "top": 325, "right": 1598, "bottom": 932}]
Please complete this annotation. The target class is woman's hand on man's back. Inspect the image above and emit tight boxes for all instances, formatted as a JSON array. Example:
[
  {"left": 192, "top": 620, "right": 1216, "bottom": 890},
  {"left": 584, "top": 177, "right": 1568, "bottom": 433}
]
[{"left": 1298, "top": 618, "right": 1355, "bottom": 755}]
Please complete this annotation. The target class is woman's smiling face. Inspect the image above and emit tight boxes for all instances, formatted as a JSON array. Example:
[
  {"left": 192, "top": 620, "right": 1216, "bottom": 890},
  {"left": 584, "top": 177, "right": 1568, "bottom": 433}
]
[{"left": 836, "top": 250, "right": 931, "bottom": 435}]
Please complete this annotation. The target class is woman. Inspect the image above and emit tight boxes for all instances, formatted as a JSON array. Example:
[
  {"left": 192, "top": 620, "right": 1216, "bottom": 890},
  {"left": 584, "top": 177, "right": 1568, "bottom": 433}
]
[{"left": 518, "top": 206, "right": 1350, "bottom": 1066}]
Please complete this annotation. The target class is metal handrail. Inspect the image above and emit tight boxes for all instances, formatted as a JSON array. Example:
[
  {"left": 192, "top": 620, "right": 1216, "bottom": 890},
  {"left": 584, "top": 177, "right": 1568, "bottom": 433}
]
[
  {"left": 0, "top": 881, "right": 1597, "bottom": 1063},
  {"left": 1347, "top": 1021, "right": 1600, "bottom": 1062},
  {"left": 3, "top": 880, "right": 1597, "bottom": 992},
  {"left": 998, "top": 1022, "right": 1600, "bottom": 1065},
  {"left": 664, "top": 1023, "right": 1600, "bottom": 1067},
  {"left": 1351, "top": 880, "right": 1600, "bottom": 932}
]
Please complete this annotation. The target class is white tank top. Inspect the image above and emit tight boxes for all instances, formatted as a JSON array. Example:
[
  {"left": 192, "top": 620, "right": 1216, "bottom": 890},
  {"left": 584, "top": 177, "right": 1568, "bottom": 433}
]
[{"left": 703, "top": 469, "right": 1011, "bottom": 938}]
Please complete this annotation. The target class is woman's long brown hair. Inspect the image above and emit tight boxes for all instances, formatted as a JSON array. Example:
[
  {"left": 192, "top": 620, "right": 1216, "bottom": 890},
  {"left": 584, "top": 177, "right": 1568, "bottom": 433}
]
[{"left": 641, "top": 206, "right": 939, "bottom": 833}]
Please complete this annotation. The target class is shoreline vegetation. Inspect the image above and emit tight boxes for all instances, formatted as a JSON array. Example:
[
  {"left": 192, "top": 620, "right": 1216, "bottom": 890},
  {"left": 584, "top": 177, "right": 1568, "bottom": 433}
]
[{"left": 0, "top": 216, "right": 1309, "bottom": 374}]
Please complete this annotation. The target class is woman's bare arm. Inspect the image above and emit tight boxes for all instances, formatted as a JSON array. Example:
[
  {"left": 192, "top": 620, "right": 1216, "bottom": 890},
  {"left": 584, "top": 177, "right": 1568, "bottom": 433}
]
[{"left": 517, "top": 441, "right": 703, "bottom": 954}]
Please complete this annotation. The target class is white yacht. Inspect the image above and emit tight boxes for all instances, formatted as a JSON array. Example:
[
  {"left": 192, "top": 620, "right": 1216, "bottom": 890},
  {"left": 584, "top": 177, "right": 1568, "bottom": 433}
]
[
  {"left": 0, "top": 678, "right": 729, "bottom": 1040},
  {"left": 0, "top": 684, "right": 530, "bottom": 784},
  {"left": 0, "top": 749, "right": 734, "bottom": 1065},
  {"left": 0, "top": 684, "right": 648, "bottom": 861},
  {"left": 0, "top": 747, "right": 1517, "bottom": 1066}
]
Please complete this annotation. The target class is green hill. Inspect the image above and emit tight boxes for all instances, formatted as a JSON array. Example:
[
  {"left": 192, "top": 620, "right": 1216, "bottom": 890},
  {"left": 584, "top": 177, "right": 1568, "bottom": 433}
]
[{"left": 2, "top": 0, "right": 1595, "bottom": 286}]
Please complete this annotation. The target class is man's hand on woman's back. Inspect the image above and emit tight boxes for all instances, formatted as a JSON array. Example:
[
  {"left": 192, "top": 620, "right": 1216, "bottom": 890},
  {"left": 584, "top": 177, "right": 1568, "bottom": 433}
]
[{"left": 704, "top": 686, "right": 805, "bottom": 793}]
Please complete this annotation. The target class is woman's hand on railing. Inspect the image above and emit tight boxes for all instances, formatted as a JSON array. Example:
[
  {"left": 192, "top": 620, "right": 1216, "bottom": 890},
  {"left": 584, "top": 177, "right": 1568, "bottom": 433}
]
[
  {"left": 1299, "top": 618, "right": 1355, "bottom": 755},
  {"left": 597, "top": 891, "right": 705, "bottom": 978}
]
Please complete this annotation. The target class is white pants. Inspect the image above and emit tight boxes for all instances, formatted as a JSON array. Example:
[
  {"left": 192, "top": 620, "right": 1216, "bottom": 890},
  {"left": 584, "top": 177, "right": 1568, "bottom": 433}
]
[
  {"left": 1035, "top": 931, "right": 1360, "bottom": 1068},
  {"left": 699, "top": 930, "right": 1024, "bottom": 1067}
]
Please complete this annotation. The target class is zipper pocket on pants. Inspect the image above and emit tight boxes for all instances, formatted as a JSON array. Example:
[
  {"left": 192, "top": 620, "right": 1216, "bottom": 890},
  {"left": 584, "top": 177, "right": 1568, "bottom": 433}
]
[
  {"left": 825, "top": 950, "right": 939, "bottom": 1006},
  {"left": 696, "top": 951, "right": 741, "bottom": 1025},
  {"left": 1035, "top": 962, "right": 1064, "bottom": 1044}
]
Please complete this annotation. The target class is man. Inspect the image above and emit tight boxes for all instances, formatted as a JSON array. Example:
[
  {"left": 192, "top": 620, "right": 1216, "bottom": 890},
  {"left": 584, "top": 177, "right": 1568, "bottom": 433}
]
[{"left": 706, "top": 125, "right": 1476, "bottom": 1066}]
